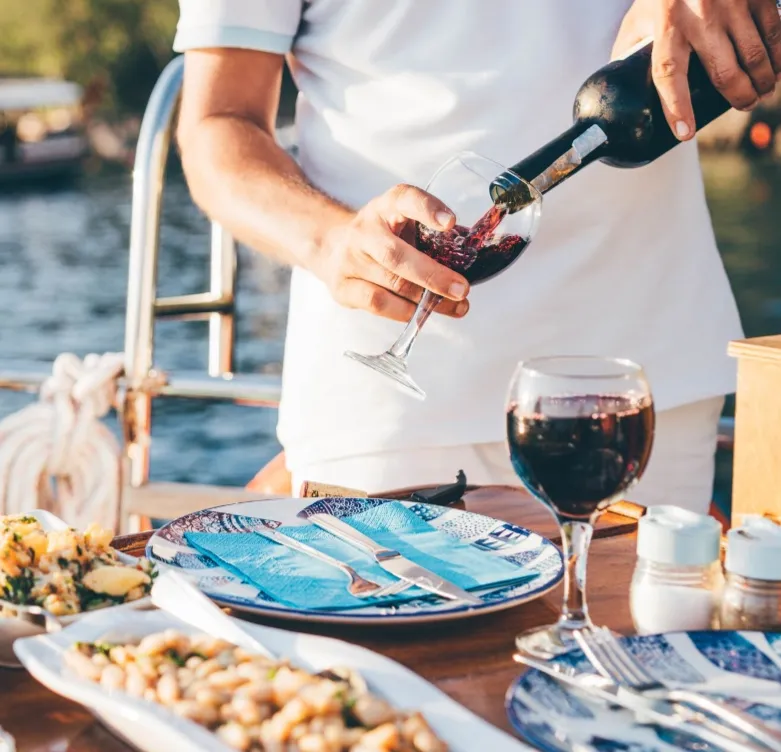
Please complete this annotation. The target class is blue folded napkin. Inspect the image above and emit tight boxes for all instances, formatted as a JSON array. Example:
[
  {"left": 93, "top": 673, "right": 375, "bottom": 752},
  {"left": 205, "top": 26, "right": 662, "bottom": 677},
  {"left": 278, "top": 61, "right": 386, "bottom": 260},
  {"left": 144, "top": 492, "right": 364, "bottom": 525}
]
[{"left": 185, "top": 502, "right": 537, "bottom": 611}]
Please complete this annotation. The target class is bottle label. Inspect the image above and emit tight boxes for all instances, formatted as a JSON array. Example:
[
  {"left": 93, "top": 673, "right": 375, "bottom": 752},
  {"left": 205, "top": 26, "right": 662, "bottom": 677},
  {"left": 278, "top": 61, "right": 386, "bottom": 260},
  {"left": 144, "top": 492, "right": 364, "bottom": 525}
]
[{"left": 573, "top": 125, "right": 608, "bottom": 160}]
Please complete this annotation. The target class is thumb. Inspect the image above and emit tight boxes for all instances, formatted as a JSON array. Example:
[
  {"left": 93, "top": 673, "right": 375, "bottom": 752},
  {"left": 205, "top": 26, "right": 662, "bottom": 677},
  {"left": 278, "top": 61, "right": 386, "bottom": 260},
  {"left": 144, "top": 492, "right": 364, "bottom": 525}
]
[{"left": 611, "top": 11, "right": 654, "bottom": 61}]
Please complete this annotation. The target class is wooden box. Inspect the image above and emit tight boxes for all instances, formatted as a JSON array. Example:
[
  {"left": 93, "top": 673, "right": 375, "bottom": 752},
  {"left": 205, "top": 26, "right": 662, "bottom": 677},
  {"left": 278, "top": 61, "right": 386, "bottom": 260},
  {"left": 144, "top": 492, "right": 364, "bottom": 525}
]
[{"left": 729, "top": 335, "right": 781, "bottom": 525}]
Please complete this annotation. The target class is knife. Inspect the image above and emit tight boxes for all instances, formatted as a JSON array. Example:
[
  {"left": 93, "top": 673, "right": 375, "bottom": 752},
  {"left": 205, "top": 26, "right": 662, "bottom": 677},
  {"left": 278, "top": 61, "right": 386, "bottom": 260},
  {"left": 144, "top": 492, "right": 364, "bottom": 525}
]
[
  {"left": 308, "top": 513, "right": 483, "bottom": 605},
  {"left": 513, "top": 654, "right": 768, "bottom": 752}
]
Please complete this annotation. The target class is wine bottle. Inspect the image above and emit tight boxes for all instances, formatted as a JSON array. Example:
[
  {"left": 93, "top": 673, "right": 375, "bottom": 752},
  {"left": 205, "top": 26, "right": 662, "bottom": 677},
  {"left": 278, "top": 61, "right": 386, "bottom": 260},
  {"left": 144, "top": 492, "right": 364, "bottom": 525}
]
[{"left": 491, "top": 40, "right": 738, "bottom": 206}]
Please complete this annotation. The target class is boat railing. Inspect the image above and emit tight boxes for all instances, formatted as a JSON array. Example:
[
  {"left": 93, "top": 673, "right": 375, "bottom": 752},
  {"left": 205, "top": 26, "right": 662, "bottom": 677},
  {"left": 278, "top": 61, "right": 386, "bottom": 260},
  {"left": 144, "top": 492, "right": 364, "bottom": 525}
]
[
  {"left": 0, "top": 55, "right": 735, "bottom": 532},
  {"left": 2, "top": 56, "right": 281, "bottom": 532},
  {"left": 121, "top": 55, "right": 283, "bottom": 529}
]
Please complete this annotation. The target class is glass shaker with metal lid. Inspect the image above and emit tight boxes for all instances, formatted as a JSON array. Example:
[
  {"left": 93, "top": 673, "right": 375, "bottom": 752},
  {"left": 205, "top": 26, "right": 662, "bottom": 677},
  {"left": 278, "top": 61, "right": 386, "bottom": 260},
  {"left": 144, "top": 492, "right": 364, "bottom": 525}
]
[{"left": 721, "top": 516, "right": 781, "bottom": 631}]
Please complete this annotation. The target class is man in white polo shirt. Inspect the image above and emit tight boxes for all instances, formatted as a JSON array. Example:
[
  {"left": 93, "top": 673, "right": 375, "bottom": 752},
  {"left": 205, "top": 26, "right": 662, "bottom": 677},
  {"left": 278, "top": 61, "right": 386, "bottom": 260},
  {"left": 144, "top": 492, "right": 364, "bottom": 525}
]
[{"left": 173, "top": 0, "right": 781, "bottom": 513}]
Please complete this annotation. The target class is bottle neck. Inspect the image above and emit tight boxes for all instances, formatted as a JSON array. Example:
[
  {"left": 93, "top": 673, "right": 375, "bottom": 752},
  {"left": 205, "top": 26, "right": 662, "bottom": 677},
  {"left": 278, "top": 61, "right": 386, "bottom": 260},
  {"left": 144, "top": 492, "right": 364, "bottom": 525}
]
[{"left": 490, "top": 122, "right": 608, "bottom": 207}]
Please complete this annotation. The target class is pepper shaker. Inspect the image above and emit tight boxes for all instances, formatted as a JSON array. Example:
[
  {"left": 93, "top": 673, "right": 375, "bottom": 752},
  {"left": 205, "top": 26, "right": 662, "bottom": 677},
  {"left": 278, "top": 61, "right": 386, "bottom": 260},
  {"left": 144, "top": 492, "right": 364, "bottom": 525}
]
[
  {"left": 630, "top": 505, "right": 723, "bottom": 635},
  {"left": 721, "top": 516, "right": 781, "bottom": 631}
]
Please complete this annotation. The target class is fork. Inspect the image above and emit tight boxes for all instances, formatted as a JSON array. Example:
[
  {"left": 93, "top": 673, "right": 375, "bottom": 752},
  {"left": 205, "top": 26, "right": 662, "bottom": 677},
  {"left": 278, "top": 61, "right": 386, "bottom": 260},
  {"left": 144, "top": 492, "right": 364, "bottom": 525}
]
[
  {"left": 255, "top": 526, "right": 412, "bottom": 599},
  {"left": 574, "top": 626, "right": 781, "bottom": 752}
]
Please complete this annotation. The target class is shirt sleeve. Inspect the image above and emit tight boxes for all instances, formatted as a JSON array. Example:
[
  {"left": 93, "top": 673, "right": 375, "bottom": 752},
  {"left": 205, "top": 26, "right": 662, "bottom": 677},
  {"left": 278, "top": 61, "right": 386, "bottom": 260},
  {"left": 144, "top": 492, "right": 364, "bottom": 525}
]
[{"left": 174, "top": 0, "right": 303, "bottom": 54}]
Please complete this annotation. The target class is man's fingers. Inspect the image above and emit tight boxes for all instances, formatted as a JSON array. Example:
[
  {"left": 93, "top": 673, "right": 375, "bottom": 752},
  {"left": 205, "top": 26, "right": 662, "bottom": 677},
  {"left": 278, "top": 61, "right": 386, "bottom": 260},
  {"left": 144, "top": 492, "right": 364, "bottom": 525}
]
[
  {"left": 335, "top": 279, "right": 417, "bottom": 322},
  {"left": 728, "top": 8, "right": 776, "bottom": 96},
  {"left": 359, "top": 259, "right": 425, "bottom": 304},
  {"left": 436, "top": 297, "right": 470, "bottom": 318},
  {"left": 360, "top": 259, "right": 470, "bottom": 318},
  {"left": 751, "top": 0, "right": 781, "bottom": 77},
  {"left": 651, "top": 28, "right": 696, "bottom": 139},
  {"left": 696, "top": 27, "right": 760, "bottom": 110},
  {"left": 335, "top": 277, "right": 468, "bottom": 321},
  {"left": 364, "top": 231, "right": 469, "bottom": 301},
  {"left": 373, "top": 183, "right": 455, "bottom": 232}
]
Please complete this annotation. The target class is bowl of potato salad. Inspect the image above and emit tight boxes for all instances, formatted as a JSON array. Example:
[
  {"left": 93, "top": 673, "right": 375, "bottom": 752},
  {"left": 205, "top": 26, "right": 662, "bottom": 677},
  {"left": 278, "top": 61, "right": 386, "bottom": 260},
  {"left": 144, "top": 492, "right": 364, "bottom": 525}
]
[{"left": 0, "top": 512, "right": 155, "bottom": 665}]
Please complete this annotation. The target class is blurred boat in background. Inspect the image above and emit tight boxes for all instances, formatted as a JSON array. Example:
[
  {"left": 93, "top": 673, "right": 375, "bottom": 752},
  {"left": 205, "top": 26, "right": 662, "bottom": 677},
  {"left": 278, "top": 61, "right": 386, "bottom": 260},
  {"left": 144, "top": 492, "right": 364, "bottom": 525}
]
[{"left": 0, "top": 77, "right": 88, "bottom": 184}]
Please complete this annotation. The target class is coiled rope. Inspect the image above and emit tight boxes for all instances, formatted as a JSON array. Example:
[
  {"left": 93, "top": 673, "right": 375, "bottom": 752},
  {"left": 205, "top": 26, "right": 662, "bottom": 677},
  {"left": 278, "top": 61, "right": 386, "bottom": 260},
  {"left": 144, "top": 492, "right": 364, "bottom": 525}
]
[{"left": 0, "top": 352, "right": 124, "bottom": 529}]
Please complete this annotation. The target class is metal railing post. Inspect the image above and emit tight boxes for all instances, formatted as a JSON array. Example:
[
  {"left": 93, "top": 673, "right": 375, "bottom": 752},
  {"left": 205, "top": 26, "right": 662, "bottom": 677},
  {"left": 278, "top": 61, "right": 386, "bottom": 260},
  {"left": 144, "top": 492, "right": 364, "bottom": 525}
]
[
  {"left": 208, "top": 223, "right": 237, "bottom": 377},
  {"left": 123, "top": 56, "right": 184, "bottom": 530}
]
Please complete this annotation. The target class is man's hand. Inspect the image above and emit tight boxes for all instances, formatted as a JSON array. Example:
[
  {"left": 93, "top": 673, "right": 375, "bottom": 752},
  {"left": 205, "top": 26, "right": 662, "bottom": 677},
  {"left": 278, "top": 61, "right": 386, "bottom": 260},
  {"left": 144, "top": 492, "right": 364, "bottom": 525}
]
[
  {"left": 614, "top": 0, "right": 781, "bottom": 140},
  {"left": 310, "top": 184, "right": 470, "bottom": 323}
]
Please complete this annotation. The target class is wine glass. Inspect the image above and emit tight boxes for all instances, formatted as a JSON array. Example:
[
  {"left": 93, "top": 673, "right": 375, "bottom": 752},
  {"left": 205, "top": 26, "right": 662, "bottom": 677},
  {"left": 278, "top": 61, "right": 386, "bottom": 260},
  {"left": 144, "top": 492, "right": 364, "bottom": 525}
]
[
  {"left": 506, "top": 356, "right": 655, "bottom": 658},
  {"left": 344, "top": 151, "right": 542, "bottom": 399}
]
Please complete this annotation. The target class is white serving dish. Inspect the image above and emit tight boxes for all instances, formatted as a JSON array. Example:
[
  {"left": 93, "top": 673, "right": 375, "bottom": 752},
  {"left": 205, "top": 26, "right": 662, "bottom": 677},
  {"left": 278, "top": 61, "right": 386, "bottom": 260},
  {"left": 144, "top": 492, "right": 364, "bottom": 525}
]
[{"left": 14, "top": 607, "right": 530, "bottom": 752}]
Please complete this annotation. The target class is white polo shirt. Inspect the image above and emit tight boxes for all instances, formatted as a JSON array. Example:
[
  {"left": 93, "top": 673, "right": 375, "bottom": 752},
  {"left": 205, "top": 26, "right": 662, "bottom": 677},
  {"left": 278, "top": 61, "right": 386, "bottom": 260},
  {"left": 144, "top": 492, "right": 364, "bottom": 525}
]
[{"left": 175, "top": 0, "right": 743, "bottom": 471}]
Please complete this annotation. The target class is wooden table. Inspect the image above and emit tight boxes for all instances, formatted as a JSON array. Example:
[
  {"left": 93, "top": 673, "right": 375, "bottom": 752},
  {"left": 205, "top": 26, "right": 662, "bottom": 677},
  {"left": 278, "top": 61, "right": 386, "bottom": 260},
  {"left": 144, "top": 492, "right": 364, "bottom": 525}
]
[{"left": 0, "top": 486, "right": 641, "bottom": 751}]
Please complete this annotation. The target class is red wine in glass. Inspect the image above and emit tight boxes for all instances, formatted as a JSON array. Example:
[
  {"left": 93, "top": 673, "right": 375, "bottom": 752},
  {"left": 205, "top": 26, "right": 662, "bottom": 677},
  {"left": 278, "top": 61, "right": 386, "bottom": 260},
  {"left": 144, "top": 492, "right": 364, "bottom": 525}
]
[
  {"left": 416, "top": 204, "right": 530, "bottom": 284},
  {"left": 344, "top": 151, "right": 542, "bottom": 400},
  {"left": 507, "top": 394, "right": 654, "bottom": 520},
  {"left": 506, "top": 357, "right": 654, "bottom": 659}
]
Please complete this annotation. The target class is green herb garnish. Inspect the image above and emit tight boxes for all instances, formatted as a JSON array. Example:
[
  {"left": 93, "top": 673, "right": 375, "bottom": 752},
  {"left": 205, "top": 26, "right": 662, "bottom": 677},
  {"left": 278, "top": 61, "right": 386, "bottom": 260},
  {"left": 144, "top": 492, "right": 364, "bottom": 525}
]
[
  {"left": 165, "top": 648, "right": 186, "bottom": 667},
  {"left": 340, "top": 693, "right": 358, "bottom": 725},
  {"left": 1, "top": 570, "right": 35, "bottom": 604}
]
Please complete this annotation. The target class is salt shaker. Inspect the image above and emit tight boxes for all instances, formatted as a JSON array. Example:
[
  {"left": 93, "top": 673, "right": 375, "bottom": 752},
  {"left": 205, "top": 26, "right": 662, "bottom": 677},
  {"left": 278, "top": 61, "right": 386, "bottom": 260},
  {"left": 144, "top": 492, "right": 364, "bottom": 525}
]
[
  {"left": 721, "top": 516, "right": 781, "bottom": 631},
  {"left": 630, "top": 505, "right": 723, "bottom": 635}
]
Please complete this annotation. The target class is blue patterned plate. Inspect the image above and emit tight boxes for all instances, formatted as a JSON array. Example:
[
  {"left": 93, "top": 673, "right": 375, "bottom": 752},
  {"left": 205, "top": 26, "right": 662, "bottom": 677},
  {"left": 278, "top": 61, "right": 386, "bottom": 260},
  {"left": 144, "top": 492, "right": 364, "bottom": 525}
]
[
  {"left": 506, "top": 630, "right": 781, "bottom": 751},
  {"left": 146, "top": 496, "right": 564, "bottom": 625}
]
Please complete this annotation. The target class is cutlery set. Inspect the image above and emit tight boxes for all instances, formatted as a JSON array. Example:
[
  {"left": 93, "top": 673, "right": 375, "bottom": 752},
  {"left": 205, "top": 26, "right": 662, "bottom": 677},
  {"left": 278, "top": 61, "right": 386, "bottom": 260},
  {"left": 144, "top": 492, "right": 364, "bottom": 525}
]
[
  {"left": 515, "top": 626, "right": 781, "bottom": 752},
  {"left": 308, "top": 513, "right": 483, "bottom": 605},
  {"left": 259, "top": 512, "right": 483, "bottom": 606},
  {"left": 254, "top": 526, "right": 413, "bottom": 600}
]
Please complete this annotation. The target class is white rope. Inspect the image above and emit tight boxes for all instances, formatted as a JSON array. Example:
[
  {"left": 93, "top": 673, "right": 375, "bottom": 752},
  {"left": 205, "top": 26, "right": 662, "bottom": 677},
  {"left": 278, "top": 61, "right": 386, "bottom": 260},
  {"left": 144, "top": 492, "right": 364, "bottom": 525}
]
[{"left": 0, "top": 352, "right": 125, "bottom": 530}]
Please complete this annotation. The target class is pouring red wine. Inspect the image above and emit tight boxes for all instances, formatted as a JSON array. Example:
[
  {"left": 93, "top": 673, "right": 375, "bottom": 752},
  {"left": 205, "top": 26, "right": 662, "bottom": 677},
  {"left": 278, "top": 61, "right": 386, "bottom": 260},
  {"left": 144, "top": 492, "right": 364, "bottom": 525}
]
[
  {"left": 344, "top": 152, "right": 542, "bottom": 399},
  {"left": 415, "top": 203, "right": 530, "bottom": 284},
  {"left": 489, "top": 35, "right": 781, "bottom": 208}
]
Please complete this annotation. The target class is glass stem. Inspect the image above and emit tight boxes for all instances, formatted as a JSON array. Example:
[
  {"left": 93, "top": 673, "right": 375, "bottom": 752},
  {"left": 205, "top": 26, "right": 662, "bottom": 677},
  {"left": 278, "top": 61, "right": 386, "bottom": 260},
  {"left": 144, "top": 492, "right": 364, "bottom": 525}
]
[
  {"left": 557, "top": 517, "right": 594, "bottom": 629},
  {"left": 387, "top": 291, "right": 442, "bottom": 361}
]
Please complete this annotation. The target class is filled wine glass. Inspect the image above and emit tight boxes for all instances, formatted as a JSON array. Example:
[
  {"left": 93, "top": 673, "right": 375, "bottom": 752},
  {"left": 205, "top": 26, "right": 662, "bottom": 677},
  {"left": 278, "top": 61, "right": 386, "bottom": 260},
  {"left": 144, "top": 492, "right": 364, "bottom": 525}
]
[
  {"left": 506, "top": 356, "right": 654, "bottom": 658},
  {"left": 344, "top": 151, "right": 542, "bottom": 399}
]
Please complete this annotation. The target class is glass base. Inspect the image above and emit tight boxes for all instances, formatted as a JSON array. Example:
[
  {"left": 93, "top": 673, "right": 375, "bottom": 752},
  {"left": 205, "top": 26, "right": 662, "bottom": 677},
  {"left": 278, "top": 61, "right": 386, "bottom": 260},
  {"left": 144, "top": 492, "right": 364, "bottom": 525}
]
[
  {"left": 343, "top": 350, "right": 426, "bottom": 400},
  {"left": 514, "top": 618, "right": 598, "bottom": 660}
]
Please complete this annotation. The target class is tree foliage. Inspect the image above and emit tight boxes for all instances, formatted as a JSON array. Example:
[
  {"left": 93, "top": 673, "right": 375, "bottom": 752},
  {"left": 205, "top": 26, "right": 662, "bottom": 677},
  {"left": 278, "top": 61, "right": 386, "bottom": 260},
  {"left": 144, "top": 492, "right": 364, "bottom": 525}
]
[{"left": 0, "top": 0, "right": 179, "bottom": 114}]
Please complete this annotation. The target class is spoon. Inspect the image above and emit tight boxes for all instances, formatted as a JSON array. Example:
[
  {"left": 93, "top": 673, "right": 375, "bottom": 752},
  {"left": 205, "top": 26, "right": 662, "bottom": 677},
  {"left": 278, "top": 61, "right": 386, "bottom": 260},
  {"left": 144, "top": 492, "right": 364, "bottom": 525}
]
[
  {"left": 150, "top": 569, "right": 275, "bottom": 658},
  {"left": 150, "top": 570, "right": 368, "bottom": 691}
]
